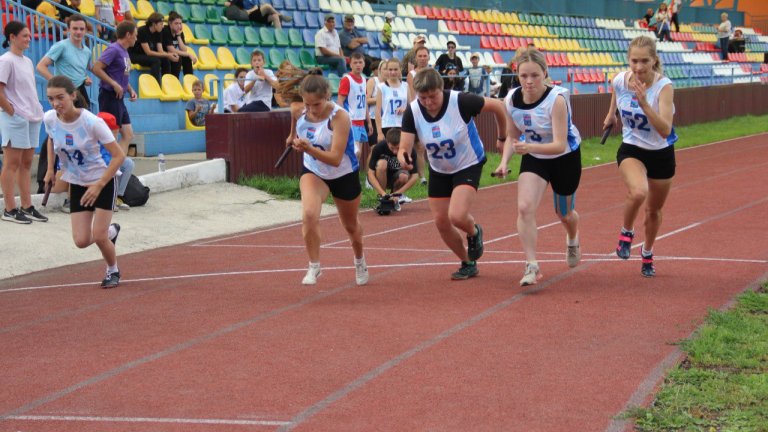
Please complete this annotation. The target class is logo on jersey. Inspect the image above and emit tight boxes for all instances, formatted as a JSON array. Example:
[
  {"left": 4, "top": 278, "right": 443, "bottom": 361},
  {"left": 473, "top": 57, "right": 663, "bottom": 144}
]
[
  {"left": 630, "top": 96, "right": 639, "bottom": 108},
  {"left": 431, "top": 125, "right": 441, "bottom": 138},
  {"left": 523, "top": 114, "right": 532, "bottom": 126},
  {"left": 65, "top": 134, "right": 74, "bottom": 146},
  {"left": 393, "top": 90, "right": 398, "bottom": 97},
  {"left": 306, "top": 127, "right": 316, "bottom": 140}
]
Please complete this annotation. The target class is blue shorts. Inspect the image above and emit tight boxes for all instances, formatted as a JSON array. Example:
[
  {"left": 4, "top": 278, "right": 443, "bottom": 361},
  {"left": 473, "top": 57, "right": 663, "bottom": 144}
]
[
  {"left": 0, "top": 112, "right": 41, "bottom": 150},
  {"left": 351, "top": 125, "right": 368, "bottom": 144},
  {"left": 98, "top": 89, "right": 131, "bottom": 127}
]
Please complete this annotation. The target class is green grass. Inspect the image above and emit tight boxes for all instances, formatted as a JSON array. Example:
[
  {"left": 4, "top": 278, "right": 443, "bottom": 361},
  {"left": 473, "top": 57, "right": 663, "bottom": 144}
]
[
  {"left": 239, "top": 113, "right": 768, "bottom": 207},
  {"left": 624, "top": 286, "right": 768, "bottom": 432}
]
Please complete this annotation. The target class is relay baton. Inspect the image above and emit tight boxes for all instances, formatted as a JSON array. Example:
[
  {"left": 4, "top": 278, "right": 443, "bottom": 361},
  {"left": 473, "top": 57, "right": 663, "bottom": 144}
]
[
  {"left": 274, "top": 146, "right": 293, "bottom": 169},
  {"left": 599, "top": 126, "right": 612, "bottom": 145},
  {"left": 490, "top": 169, "right": 512, "bottom": 178},
  {"left": 41, "top": 181, "right": 52, "bottom": 207}
]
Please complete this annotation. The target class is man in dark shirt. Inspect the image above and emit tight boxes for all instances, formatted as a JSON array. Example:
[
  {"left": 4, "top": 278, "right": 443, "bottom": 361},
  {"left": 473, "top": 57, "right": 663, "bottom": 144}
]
[
  {"left": 434, "top": 41, "right": 463, "bottom": 75},
  {"left": 367, "top": 128, "right": 418, "bottom": 206},
  {"left": 128, "top": 12, "right": 176, "bottom": 83},
  {"left": 728, "top": 29, "right": 746, "bottom": 53},
  {"left": 162, "top": 11, "right": 197, "bottom": 79},
  {"left": 339, "top": 14, "right": 379, "bottom": 76}
]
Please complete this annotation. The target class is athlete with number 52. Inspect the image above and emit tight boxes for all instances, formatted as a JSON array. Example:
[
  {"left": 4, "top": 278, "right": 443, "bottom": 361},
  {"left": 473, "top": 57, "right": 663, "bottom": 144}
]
[
  {"left": 604, "top": 35, "right": 677, "bottom": 278},
  {"left": 43, "top": 75, "right": 126, "bottom": 288}
]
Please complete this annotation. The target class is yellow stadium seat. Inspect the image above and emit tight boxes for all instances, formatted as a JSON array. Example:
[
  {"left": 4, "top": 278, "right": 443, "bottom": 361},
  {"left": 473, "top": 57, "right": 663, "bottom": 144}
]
[
  {"left": 185, "top": 111, "right": 205, "bottom": 130},
  {"left": 567, "top": 52, "right": 579, "bottom": 66},
  {"left": 183, "top": 24, "right": 209, "bottom": 45},
  {"left": 509, "top": 12, "right": 520, "bottom": 24},
  {"left": 204, "top": 73, "right": 219, "bottom": 101},
  {"left": 183, "top": 74, "right": 204, "bottom": 99},
  {"left": 470, "top": 10, "right": 479, "bottom": 21},
  {"left": 222, "top": 73, "right": 235, "bottom": 89},
  {"left": 135, "top": 0, "right": 154, "bottom": 20},
  {"left": 138, "top": 74, "right": 163, "bottom": 99},
  {"left": 79, "top": 0, "right": 95, "bottom": 16},
  {"left": 552, "top": 39, "right": 566, "bottom": 51},
  {"left": 196, "top": 47, "right": 218, "bottom": 70},
  {"left": 161, "top": 74, "right": 189, "bottom": 101},
  {"left": 216, "top": 47, "right": 237, "bottom": 70}
]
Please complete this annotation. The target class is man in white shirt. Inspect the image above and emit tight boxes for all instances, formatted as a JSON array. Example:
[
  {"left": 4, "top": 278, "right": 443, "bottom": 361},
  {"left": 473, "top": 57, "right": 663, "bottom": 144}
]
[
  {"left": 315, "top": 14, "right": 346, "bottom": 76},
  {"left": 223, "top": 67, "right": 248, "bottom": 113}
]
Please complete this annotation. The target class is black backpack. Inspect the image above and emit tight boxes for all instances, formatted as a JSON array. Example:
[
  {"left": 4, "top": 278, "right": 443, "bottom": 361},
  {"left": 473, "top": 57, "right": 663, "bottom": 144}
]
[{"left": 122, "top": 175, "right": 150, "bottom": 207}]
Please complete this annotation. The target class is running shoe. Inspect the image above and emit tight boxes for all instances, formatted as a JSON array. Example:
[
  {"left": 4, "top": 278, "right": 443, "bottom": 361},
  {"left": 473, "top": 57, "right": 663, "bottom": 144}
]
[
  {"left": 21, "top": 206, "right": 48, "bottom": 222},
  {"left": 394, "top": 201, "right": 401, "bottom": 212},
  {"left": 116, "top": 197, "right": 130, "bottom": 211},
  {"left": 61, "top": 199, "right": 71, "bottom": 214},
  {"left": 101, "top": 271, "right": 121, "bottom": 288},
  {"left": 566, "top": 238, "right": 581, "bottom": 268},
  {"left": 2, "top": 208, "right": 32, "bottom": 224},
  {"left": 520, "top": 262, "right": 543, "bottom": 286},
  {"left": 467, "top": 224, "right": 484, "bottom": 261},
  {"left": 302, "top": 266, "right": 321, "bottom": 285},
  {"left": 420, "top": 177, "right": 427, "bottom": 185},
  {"left": 110, "top": 223, "right": 121, "bottom": 245},
  {"left": 451, "top": 261, "right": 478, "bottom": 280},
  {"left": 398, "top": 195, "right": 412, "bottom": 204},
  {"left": 641, "top": 255, "right": 656, "bottom": 278},
  {"left": 355, "top": 259, "right": 369, "bottom": 285},
  {"left": 616, "top": 230, "right": 634, "bottom": 260}
]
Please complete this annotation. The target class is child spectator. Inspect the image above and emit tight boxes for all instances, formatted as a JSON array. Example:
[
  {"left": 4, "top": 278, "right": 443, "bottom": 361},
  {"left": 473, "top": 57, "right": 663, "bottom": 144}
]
[
  {"left": 443, "top": 64, "right": 464, "bottom": 91},
  {"left": 381, "top": 11, "right": 395, "bottom": 49},
  {"left": 240, "top": 49, "right": 278, "bottom": 112},
  {"left": 223, "top": 67, "right": 248, "bottom": 113},
  {"left": 185, "top": 80, "right": 216, "bottom": 126},
  {"left": 466, "top": 53, "right": 487, "bottom": 95}
]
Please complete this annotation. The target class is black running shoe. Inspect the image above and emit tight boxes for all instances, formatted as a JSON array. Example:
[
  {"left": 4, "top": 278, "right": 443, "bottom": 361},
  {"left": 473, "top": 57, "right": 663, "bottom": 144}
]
[
  {"left": 467, "top": 224, "right": 484, "bottom": 261},
  {"left": 616, "top": 230, "right": 634, "bottom": 260},
  {"left": 110, "top": 223, "right": 121, "bottom": 245},
  {"left": 21, "top": 205, "right": 48, "bottom": 222},
  {"left": 451, "top": 261, "right": 478, "bottom": 280},
  {"left": 641, "top": 255, "right": 655, "bottom": 278},
  {"left": 2, "top": 208, "right": 32, "bottom": 224},
  {"left": 101, "top": 271, "right": 121, "bottom": 288}
]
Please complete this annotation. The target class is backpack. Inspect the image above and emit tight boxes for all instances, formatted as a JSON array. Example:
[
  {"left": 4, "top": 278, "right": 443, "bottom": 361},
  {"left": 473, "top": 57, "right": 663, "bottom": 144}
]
[{"left": 122, "top": 174, "right": 150, "bottom": 207}]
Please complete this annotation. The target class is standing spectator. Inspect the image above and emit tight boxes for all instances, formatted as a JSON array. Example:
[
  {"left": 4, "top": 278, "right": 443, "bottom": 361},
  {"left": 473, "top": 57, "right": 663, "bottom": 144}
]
[
  {"left": 716, "top": 12, "right": 732, "bottom": 60},
  {"left": 655, "top": 3, "right": 672, "bottom": 42},
  {"left": 670, "top": 0, "right": 682, "bottom": 33},
  {"left": 0, "top": 21, "right": 47, "bottom": 224},
  {"left": 381, "top": 11, "right": 395, "bottom": 50},
  {"left": 223, "top": 67, "right": 248, "bottom": 113},
  {"left": 728, "top": 29, "right": 746, "bottom": 53},
  {"left": 402, "top": 34, "right": 426, "bottom": 76},
  {"left": 466, "top": 52, "right": 487, "bottom": 95},
  {"left": 315, "top": 14, "right": 346, "bottom": 76},
  {"left": 375, "top": 58, "right": 406, "bottom": 143},
  {"left": 241, "top": 49, "right": 278, "bottom": 112},
  {"left": 223, "top": 0, "right": 289, "bottom": 28},
  {"left": 405, "top": 45, "right": 430, "bottom": 183},
  {"left": 95, "top": 0, "right": 116, "bottom": 39},
  {"left": 128, "top": 12, "right": 177, "bottom": 83},
  {"left": 366, "top": 60, "right": 384, "bottom": 147},
  {"left": 336, "top": 52, "right": 371, "bottom": 162},
  {"left": 434, "top": 40, "right": 464, "bottom": 75},
  {"left": 37, "top": 15, "right": 93, "bottom": 109},
  {"left": 339, "top": 14, "right": 378, "bottom": 76},
  {"left": 92, "top": 21, "right": 138, "bottom": 162},
  {"left": 162, "top": 11, "right": 197, "bottom": 79}
]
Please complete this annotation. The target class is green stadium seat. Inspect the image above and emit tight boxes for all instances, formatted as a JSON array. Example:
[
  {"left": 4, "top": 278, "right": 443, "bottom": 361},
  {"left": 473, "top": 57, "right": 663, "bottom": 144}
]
[
  {"left": 228, "top": 26, "right": 245, "bottom": 45},
  {"left": 260, "top": 27, "right": 276, "bottom": 46},
  {"left": 236, "top": 47, "right": 252, "bottom": 66},
  {"left": 200, "top": 0, "right": 217, "bottom": 4},
  {"left": 285, "top": 49, "right": 301, "bottom": 67},
  {"left": 173, "top": 3, "right": 191, "bottom": 18},
  {"left": 244, "top": 27, "right": 260, "bottom": 46},
  {"left": 194, "top": 23, "right": 212, "bottom": 41},
  {"left": 155, "top": 1, "right": 173, "bottom": 16},
  {"left": 210, "top": 25, "right": 228, "bottom": 45},
  {"left": 299, "top": 48, "right": 318, "bottom": 68},
  {"left": 274, "top": 28, "right": 290, "bottom": 47},
  {"left": 328, "top": 73, "right": 340, "bottom": 94},
  {"left": 268, "top": 48, "right": 285, "bottom": 68},
  {"left": 205, "top": 6, "right": 220, "bottom": 24},
  {"left": 288, "top": 28, "right": 304, "bottom": 47},
  {"left": 189, "top": 5, "right": 206, "bottom": 23}
]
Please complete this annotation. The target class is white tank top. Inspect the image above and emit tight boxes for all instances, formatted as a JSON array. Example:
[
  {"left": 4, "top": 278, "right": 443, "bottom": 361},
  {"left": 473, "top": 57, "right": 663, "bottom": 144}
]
[
  {"left": 379, "top": 81, "right": 407, "bottom": 128},
  {"left": 368, "top": 76, "right": 380, "bottom": 119},
  {"left": 341, "top": 73, "right": 367, "bottom": 122},
  {"left": 410, "top": 91, "right": 485, "bottom": 174},
  {"left": 505, "top": 85, "right": 581, "bottom": 160},
  {"left": 613, "top": 71, "right": 678, "bottom": 150},
  {"left": 43, "top": 109, "right": 116, "bottom": 186},
  {"left": 297, "top": 104, "right": 358, "bottom": 180}
]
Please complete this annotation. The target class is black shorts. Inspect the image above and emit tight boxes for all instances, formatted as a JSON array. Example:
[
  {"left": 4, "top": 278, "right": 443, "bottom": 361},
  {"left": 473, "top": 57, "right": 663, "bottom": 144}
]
[
  {"left": 368, "top": 119, "right": 378, "bottom": 146},
  {"left": 519, "top": 148, "right": 581, "bottom": 196},
  {"left": 428, "top": 159, "right": 485, "bottom": 198},
  {"left": 387, "top": 169, "right": 410, "bottom": 190},
  {"left": 617, "top": 143, "right": 676, "bottom": 180},
  {"left": 302, "top": 168, "right": 361, "bottom": 201},
  {"left": 69, "top": 178, "right": 116, "bottom": 213},
  {"left": 248, "top": 8, "right": 269, "bottom": 24},
  {"left": 98, "top": 89, "right": 131, "bottom": 127}
]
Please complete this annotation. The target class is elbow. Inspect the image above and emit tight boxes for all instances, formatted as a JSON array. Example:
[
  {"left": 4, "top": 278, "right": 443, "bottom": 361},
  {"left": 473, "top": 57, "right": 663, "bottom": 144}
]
[{"left": 658, "top": 128, "right": 673, "bottom": 139}]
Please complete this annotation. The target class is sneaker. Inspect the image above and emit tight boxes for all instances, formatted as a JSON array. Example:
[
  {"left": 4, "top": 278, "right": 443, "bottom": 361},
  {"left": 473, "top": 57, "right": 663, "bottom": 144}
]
[
  {"left": 394, "top": 201, "right": 401, "bottom": 212},
  {"left": 21, "top": 206, "right": 48, "bottom": 222},
  {"left": 109, "top": 223, "right": 121, "bottom": 245},
  {"left": 420, "top": 177, "right": 427, "bottom": 185},
  {"left": 520, "top": 262, "right": 543, "bottom": 286},
  {"left": 355, "top": 259, "right": 369, "bottom": 285},
  {"left": 398, "top": 195, "right": 412, "bottom": 204},
  {"left": 467, "top": 224, "right": 484, "bottom": 261},
  {"left": 365, "top": 178, "right": 373, "bottom": 189},
  {"left": 61, "top": 199, "right": 71, "bottom": 214},
  {"left": 451, "top": 261, "right": 479, "bottom": 280},
  {"left": 101, "top": 271, "right": 121, "bottom": 288},
  {"left": 116, "top": 197, "right": 130, "bottom": 211},
  {"left": 302, "top": 265, "right": 321, "bottom": 285},
  {"left": 566, "top": 240, "right": 581, "bottom": 268},
  {"left": 2, "top": 208, "right": 32, "bottom": 224},
  {"left": 616, "top": 230, "right": 634, "bottom": 260},
  {"left": 641, "top": 255, "right": 656, "bottom": 278}
]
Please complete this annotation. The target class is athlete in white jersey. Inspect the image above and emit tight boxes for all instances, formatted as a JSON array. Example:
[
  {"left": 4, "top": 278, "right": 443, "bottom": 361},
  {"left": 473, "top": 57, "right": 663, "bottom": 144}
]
[
  {"left": 603, "top": 36, "right": 677, "bottom": 278},
  {"left": 336, "top": 53, "right": 371, "bottom": 161},
  {"left": 375, "top": 58, "right": 407, "bottom": 140},
  {"left": 366, "top": 61, "right": 384, "bottom": 146},
  {"left": 287, "top": 74, "right": 368, "bottom": 287},
  {"left": 399, "top": 68, "right": 507, "bottom": 280},
  {"left": 494, "top": 50, "right": 583, "bottom": 286},
  {"left": 43, "top": 76, "right": 125, "bottom": 288}
]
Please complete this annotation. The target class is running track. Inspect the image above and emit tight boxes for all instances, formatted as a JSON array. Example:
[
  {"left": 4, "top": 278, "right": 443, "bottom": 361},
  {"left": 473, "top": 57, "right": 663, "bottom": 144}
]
[{"left": 1, "top": 135, "right": 767, "bottom": 431}]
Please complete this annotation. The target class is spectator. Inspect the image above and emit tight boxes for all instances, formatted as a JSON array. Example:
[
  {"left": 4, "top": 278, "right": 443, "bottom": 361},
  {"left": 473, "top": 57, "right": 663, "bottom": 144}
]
[
  {"left": 240, "top": 49, "right": 278, "bottom": 112},
  {"left": 486, "top": 65, "right": 501, "bottom": 97},
  {"left": 375, "top": 58, "right": 406, "bottom": 144},
  {"left": 92, "top": 21, "right": 138, "bottom": 160},
  {"left": 728, "top": 29, "right": 746, "bottom": 53},
  {"left": 498, "top": 50, "right": 522, "bottom": 99},
  {"left": 466, "top": 52, "right": 487, "bottom": 95},
  {"left": 402, "top": 34, "right": 426, "bottom": 76},
  {"left": 58, "top": 0, "right": 83, "bottom": 26},
  {"left": 366, "top": 60, "right": 384, "bottom": 147},
  {"left": 670, "top": 0, "right": 682, "bottom": 33},
  {"left": 643, "top": 7, "right": 655, "bottom": 29},
  {"left": 95, "top": 0, "right": 116, "bottom": 39},
  {"left": 443, "top": 64, "right": 464, "bottom": 91},
  {"left": 367, "top": 128, "right": 418, "bottom": 206},
  {"left": 36, "top": 15, "right": 93, "bottom": 109},
  {"left": 434, "top": 40, "right": 463, "bottom": 75},
  {"left": 339, "top": 14, "right": 379, "bottom": 76},
  {"left": 128, "top": 12, "right": 177, "bottom": 83},
  {"left": 35, "top": 0, "right": 60, "bottom": 32},
  {"left": 337, "top": 52, "right": 371, "bottom": 162},
  {"left": 381, "top": 11, "right": 395, "bottom": 50},
  {"left": 405, "top": 45, "right": 429, "bottom": 182},
  {"left": 655, "top": 2, "right": 672, "bottom": 42},
  {"left": 223, "top": 0, "right": 290, "bottom": 28},
  {"left": 162, "top": 11, "right": 197, "bottom": 79},
  {"left": 315, "top": 14, "right": 346, "bottom": 76},
  {"left": 223, "top": 67, "right": 248, "bottom": 113},
  {"left": 716, "top": 12, "right": 732, "bottom": 60},
  {"left": 185, "top": 80, "right": 216, "bottom": 126}
]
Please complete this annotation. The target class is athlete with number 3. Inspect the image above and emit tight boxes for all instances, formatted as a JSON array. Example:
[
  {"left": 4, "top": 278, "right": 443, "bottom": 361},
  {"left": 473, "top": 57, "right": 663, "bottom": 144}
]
[
  {"left": 398, "top": 68, "right": 507, "bottom": 280},
  {"left": 604, "top": 35, "right": 677, "bottom": 278}
]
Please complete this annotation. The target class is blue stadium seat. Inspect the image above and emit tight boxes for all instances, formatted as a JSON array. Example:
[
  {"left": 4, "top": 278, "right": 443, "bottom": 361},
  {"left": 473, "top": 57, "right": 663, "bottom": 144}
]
[
  {"left": 367, "top": 49, "right": 380, "bottom": 58},
  {"left": 367, "top": 31, "right": 380, "bottom": 49},
  {"left": 307, "top": 0, "right": 318, "bottom": 11},
  {"left": 291, "top": 10, "right": 306, "bottom": 28},
  {"left": 296, "top": 0, "right": 308, "bottom": 11},
  {"left": 284, "top": 0, "right": 296, "bottom": 10},
  {"left": 306, "top": 11, "right": 319, "bottom": 28},
  {"left": 379, "top": 50, "right": 391, "bottom": 60},
  {"left": 303, "top": 28, "right": 316, "bottom": 46}
]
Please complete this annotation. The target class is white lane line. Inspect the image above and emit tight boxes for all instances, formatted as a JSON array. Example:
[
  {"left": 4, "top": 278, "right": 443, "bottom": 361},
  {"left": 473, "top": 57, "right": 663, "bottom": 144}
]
[
  {"left": 6, "top": 414, "right": 290, "bottom": 426},
  {"left": 321, "top": 219, "right": 435, "bottom": 247}
]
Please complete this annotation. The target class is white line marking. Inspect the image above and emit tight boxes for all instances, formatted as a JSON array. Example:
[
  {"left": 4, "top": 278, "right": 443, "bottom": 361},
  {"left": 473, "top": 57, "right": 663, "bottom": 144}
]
[
  {"left": 321, "top": 219, "right": 434, "bottom": 247},
  {"left": 6, "top": 414, "right": 290, "bottom": 426}
]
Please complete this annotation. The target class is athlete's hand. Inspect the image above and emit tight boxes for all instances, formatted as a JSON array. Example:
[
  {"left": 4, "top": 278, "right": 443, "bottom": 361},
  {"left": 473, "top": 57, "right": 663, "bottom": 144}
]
[
  {"left": 397, "top": 150, "right": 413, "bottom": 171},
  {"left": 492, "top": 165, "right": 508, "bottom": 178},
  {"left": 629, "top": 78, "right": 648, "bottom": 106},
  {"left": 291, "top": 137, "right": 312, "bottom": 153},
  {"left": 603, "top": 112, "right": 616, "bottom": 130},
  {"left": 81, "top": 183, "right": 104, "bottom": 207},
  {"left": 512, "top": 141, "right": 529, "bottom": 155},
  {"left": 43, "top": 169, "right": 56, "bottom": 187}
]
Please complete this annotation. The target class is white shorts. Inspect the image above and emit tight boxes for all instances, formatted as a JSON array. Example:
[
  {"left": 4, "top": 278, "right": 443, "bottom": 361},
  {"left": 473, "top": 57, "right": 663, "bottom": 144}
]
[{"left": 0, "top": 112, "right": 41, "bottom": 150}]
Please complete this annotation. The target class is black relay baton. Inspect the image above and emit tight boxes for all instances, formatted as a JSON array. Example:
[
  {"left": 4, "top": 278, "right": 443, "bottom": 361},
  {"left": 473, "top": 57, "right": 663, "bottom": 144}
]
[{"left": 274, "top": 146, "right": 293, "bottom": 169}]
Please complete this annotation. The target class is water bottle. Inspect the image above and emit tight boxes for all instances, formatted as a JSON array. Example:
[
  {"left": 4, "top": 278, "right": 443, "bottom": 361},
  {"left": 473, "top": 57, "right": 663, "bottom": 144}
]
[{"left": 158, "top": 153, "right": 166, "bottom": 172}]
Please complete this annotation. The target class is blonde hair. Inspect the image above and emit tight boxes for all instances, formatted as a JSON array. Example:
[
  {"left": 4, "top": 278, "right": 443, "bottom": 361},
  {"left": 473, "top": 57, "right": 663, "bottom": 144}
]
[{"left": 628, "top": 35, "right": 663, "bottom": 74}]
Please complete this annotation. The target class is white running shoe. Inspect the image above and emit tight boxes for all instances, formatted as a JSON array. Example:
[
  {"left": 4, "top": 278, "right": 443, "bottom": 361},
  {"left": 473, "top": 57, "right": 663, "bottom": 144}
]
[
  {"left": 355, "top": 259, "right": 369, "bottom": 285},
  {"left": 566, "top": 239, "right": 581, "bottom": 268},
  {"left": 302, "top": 266, "right": 321, "bottom": 285},
  {"left": 520, "top": 262, "right": 543, "bottom": 286},
  {"left": 398, "top": 194, "right": 412, "bottom": 204}
]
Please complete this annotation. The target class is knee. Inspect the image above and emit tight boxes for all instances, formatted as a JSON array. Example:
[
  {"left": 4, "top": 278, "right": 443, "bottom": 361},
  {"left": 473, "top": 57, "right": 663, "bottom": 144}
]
[
  {"left": 341, "top": 218, "right": 360, "bottom": 235},
  {"left": 645, "top": 207, "right": 663, "bottom": 221},
  {"left": 72, "top": 235, "right": 91, "bottom": 249},
  {"left": 517, "top": 200, "right": 537, "bottom": 219},
  {"left": 433, "top": 213, "right": 452, "bottom": 232},
  {"left": 302, "top": 210, "right": 320, "bottom": 228},
  {"left": 627, "top": 186, "right": 648, "bottom": 203}
]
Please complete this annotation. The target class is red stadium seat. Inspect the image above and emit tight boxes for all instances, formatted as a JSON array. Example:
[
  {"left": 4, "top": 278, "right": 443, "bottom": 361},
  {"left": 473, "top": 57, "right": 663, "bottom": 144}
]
[
  {"left": 446, "top": 20, "right": 460, "bottom": 33},
  {"left": 462, "top": 10, "right": 472, "bottom": 21},
  {"left": 414, "top": 5, "right": 425, "bottom": 17},
  {"left": 492, "top": 23, "right": 503, "bottom": 36},
  {"left": 423, "top": 6, "right": 435, "bottom": 19},
  {"left": 471, "top": 22, "right": 482, "bottom": 35},
  {"left": 480, "top": 35, "right": 492, "bottom": 49},
  {"left": 559, "top": 52, "right": 571, "bottom": 66},
  {"left": 478, "top": 22, "right": 491, "bottom": 35},
  {"left": 461, "top": 21, "right": 475, "bottom": 35},
  {"left": 502, "top": 37, "right": 514, "bottom": 51},
  {"left": 493, "top": 52, "right": 505, "bottom": 65}
]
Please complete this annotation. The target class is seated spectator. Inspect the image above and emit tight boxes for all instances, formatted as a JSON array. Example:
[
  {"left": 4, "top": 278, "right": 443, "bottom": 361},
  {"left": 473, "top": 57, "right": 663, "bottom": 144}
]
[
  {"left": 58, "top": 0, "right": 82, "bottom": 26},
  {"left": 162, "top": 11, "right": 197, "bottom": 79},
  {"left": 434, "top": 40, "right": 464, "bottom": 75},
  {"left": 185, "top": 80, "right": 216, "bottom": 126},
  {"left": 339, "top": 14, "right": 379, "bottom": 76},
  {"left": 443, "top": 64, "right": 464, "bottom": 91},
  {"left": 223, "top": 67, "right": 249, "bottom": 113},
  {"left": 466, "top": 53, "right": 487, "bottom": 95},
  {"left": 35, "top": 0, "right": 60, "bottom": 36},
  {"left": 315, "top": 14, "right": 346, "bottom": 76},
  {"left": 381, "top": 11, "right": 395, "bottom": 50},
  {"left": 128, "top": 12, "right": 177, "bottom": 83},
  {"left": 223, "top": 0, "right": 290, "bottom": 28},
  {"left": 485, "top": 65, "right": 501, "bottom": 97},
  {"left": 643, "top": 7, "right": 655, "bottom": 29},
  {"left": 367, "top": 128, "right": 418, "bottom": 206},
  {"left": 728, "top": 29, "right": 746, "bottom": 53},
  {"left": 241, "top": 49, "right": 278, "bottom": 112}
]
